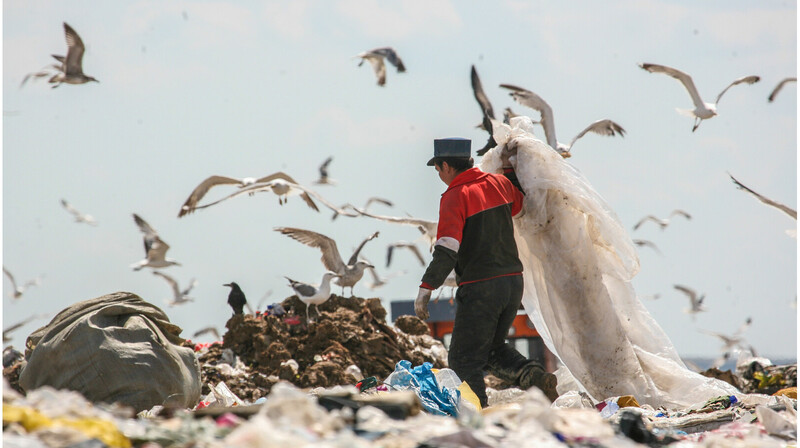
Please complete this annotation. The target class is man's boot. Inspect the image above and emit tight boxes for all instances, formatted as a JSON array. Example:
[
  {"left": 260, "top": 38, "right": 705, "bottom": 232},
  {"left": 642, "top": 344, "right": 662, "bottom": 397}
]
[{"left": 517, "top": 362, "right": 559, "bottom": 402}]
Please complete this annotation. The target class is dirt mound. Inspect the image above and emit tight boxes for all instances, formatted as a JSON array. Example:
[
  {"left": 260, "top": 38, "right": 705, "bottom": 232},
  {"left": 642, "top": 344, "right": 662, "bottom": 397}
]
[{"left": 195, "top": 294, "right": 446, "bottom": 401}]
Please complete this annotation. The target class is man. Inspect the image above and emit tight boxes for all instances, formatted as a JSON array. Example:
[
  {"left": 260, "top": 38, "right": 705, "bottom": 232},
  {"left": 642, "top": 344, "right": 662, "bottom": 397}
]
[{"left": 415, "top": 137, "right": 558, "bottom": 407}]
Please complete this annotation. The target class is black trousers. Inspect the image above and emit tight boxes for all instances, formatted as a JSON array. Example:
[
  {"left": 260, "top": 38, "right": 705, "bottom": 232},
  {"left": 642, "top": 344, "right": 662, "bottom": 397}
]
[{"left": 447, "top": 274, "right": 532, "bottom": 408}]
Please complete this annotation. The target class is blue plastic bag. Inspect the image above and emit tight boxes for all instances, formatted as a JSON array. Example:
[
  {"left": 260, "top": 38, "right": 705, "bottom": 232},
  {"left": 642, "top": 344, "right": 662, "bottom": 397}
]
[{"left": 385, "top": 360, "right": 461, "bottom": 416}]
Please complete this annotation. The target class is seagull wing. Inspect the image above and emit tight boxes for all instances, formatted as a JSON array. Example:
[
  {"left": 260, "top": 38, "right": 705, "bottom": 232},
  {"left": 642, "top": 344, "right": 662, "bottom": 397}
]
[
  {"left": 60, "top": 199, "right": 81, "bottom": 218},
  {"left": 714, "top": 75, "right": 760, "bottom": 105},
  {"left": 566, "top": 119, "right": 626, "bottom": 152},
  {"left": 182, "top": 278, "right": 198, "bottom": 296},
  {"left": 633, "top": 239, "right": 662, "bottom": 255},
  {"left": 673, "top": 284, "right": 699, "bottom": 306},
  {"left": 133, "top": 214, "right": 158, "bottom": 238},
  {"left": 475, "top": 114, "right": 498, "bottom": 156},
  {"left": 348, "top": 231, "right": 379, "bottom": 265},
  {"left": 359, "top": 53, "right": 386, "bottom": 86},
  {"left": 768, "top": 77, "right": 796, "bottom": 102},
  {"left": 3, "top": 267, "right": 18, "bottom": 292},
  {"left": 62, "top": 22, "right": 86, "bottom": 75},
  {"left": 253, "top": 172, "right": 320, "bottom": 211},
  {"left": 153, "top": 271, "right": 181, "bottom": 300},
  {"left": 499, "top": 84, "right": 558, "bottom": 150},
  {"left": 364, "top": 197, "right": 393, "bottom": 209},
  {"left": 146, "top": 236, "right": 171, "bottom": 263},
  {"left": 734, "top": 317, "right": 753, "bottom": 337},
  {"left": 286, "top": 277, "right": 318, "bottom": 297},
  {"left": 356, "top": 209, "right": 436, "bottom": 230},
  {"left": 639, "top": 63, "right": 706, "bottom": 110},
  {"left": 633, "top": 215, "right": 666, "bottom": 230},
  {"left": 275, "top": 227, "right": 346, "bottom": 273},
  {"left": 193, "top": 326, "right": 221, "bottom": 340},
  {"left": 670, "top": 209, "right": 692, "bottom": 220},
  {"left": 178, "top": 175, "right": 245, "bottom": 217},
  {"left": 319, "top": 156, "right": 333, "bottom": 179},
  {"left": 372, "top": 47, "right": 405, "bottom": 72},
  {"left": 471, "top": 65, "right": 495, "bottom": 119},
  {"left": 729, "top": 173, "right": 797, "bottom": 219}
]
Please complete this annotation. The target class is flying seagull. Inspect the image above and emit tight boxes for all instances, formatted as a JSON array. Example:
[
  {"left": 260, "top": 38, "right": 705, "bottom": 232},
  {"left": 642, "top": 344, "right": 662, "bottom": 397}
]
[
  {"left": 331, "top": 196, "right": 394, "bottom": 221},
  {"left": 3, "top": 313, "right": 50, "bottom": 343},
  {"left": 700, "top": 317, "right": 753, "bottom": 354},
  {"left": 44, "top": 23, "right": 99, "bottom": 88},
  {"left": 633, "top": 239, "right": 662, "bottom": 255},
  {"left": 178, "top": 171, "right": 319, "bottom": 217},
  {"left": 471, "top": 65, "right": 498, "bottom": 156},
  {"left": 152, "top": 271, "right": 197, "bottom": 306},
  {"left": 386, "top": 241, "right": 426, "bottom": 267},
  {"left": 355, "top": 209, "right": 438, "bottom": 251},
  {"left": 314, "top": 157, "right": 336, "bottom": 185},
  {"left": 274, "top": 227, "right": 378, "bottom": 296},
  {"left": 355, "top": 47, "right": 406, "bottom": 86},
  {"left": 60, "top": 199, "right": 97, "bottom": 226},
  {"left": 767, "top": 77, "right": 796, "bottom": 103},
  {"left": 638, "top": 62, "right": 759, "bottom": 131},
  {"left": 189, "top": 177, "right": 362, "bottom": 219},
  {"left": 499, "top": 84, "right": 625, "bottom": 157},
  {"left": 633, "top": 210, "right": 692, "bottom": 231},
  {"left": 193, "top": 326, "right": 221, "bottom": 341},
  {"left": 364, "top": 262, "right": 407, "bottom": 290},
  {"left": 285, "top": 271, "right": 341, "bottom": 322},
  {"left": 130, "top": 214, "right": 181, "bottom": 271},
  {"left": 728, "top": 173, "right": 796, "bottom": 220},
  {"left": 673, "top": 284, "right": 707, "bottom": 317},
  {"left": 224, "top": 282, "right": 247, "bottom": 315},
  {"left": 2, "top": 267, "right": 41, "bottom": 299}
]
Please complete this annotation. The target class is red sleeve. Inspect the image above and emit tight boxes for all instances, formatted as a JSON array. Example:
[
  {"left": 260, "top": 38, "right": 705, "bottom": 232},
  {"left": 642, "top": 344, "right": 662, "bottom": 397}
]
[{"left": 436, "top": 190, "right": 466, "bottom": 244}]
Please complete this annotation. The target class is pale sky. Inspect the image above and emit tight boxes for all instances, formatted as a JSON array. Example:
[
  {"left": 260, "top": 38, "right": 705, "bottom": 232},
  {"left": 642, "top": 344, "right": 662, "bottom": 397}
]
[{"left": 3, "top": 0, "right": 797, "bottom": 360}]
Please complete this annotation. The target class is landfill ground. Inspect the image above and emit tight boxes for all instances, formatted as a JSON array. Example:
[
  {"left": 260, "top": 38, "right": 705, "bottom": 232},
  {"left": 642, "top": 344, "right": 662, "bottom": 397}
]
[{"left": 3, "top": 294, "right": 797, "bottom": 447}]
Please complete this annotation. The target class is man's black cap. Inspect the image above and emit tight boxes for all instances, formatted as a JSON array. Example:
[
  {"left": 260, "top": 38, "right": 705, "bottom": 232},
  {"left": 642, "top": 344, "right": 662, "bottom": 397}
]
[{"left": 427, "top": 138, "right": 471, "bottom": 166}]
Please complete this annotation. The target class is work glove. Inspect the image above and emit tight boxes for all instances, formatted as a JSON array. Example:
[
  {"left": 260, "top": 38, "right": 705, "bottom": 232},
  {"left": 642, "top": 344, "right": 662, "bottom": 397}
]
[{"left": 415, "top": 288, "right": 432, "bottom": 320}]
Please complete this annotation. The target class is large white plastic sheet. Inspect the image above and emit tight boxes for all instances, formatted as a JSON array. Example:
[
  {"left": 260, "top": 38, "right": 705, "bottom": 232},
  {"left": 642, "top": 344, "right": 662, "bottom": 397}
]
[{"left": 479, "top": 117, "right": 739, "bottom": 408}]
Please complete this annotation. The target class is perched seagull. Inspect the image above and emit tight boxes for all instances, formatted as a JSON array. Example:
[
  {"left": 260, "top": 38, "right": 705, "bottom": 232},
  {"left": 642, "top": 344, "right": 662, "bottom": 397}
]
[
  {"left": 355, "top": 209, "right": 438, "bottom": 251},
  {"left": 130, "top": 214, "right": 181, "bottom": 271},
  {"left": 386, "top": 241, "right": 426, "bottom": 267},
  {"left": 633, "top": 210, "right": 692, "bottom": 231},
  {"left": 274, "top": 227, "right": 378, "bottom": 296},
  {"left": 285, "top": 272, "right": 341, "bottom": 321},
  {"left": 178, "top": 171, "right": 318, "bottom": 217},
  {"left": 314, "top": 157, "right": 336, "bottom": 185},
  {"left": 700, "top": 317, "right": 752, "bottom": 354},
  {"left": 633, "top": 239, "right": 662, "bottom": 255},
  {"left": 355, "top": 47, "right": 406, "bottom": 86},
  {"left": 729, "top": 173, "right": 796, "bottom": 220},
  {"left": 499, "top": 84, "right": 625, "bottom": 157},
  {"left": 331, "top": 196, "right": 394, "bottom": 221},
  {"left": 193, "top": 326, "right": 221, "bottom": 341},
  {"left": 152, "top": 271, "right": 197, "bottom": 306},
  {"left": 638, "top": 63, "right": 759, "bottom": 131},
  {"left": 224, "top": 282, "right": 247, "bottom": 315},
  {"left": 3, "top": 267, "right": 41, "bottom": 299},
  {"left": 60, "top": 199, "right": 97, "bottom": 226},
  {"left": 471, "top": 65, "right": 498, "bottom": 156},
  {"left": 767, "top": 77, "right": 796, "bottom": 102},
  {"left": 673, "top": 284, "right": 707, "bottom": 317},
  {"left": 47, "top": 23, "right": 99, "bottom": 88}
]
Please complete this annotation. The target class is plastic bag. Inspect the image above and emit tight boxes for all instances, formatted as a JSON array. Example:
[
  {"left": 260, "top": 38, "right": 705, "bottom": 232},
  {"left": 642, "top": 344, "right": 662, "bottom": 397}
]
[
  {"left": 480, "top": 118, "right": 739, "bottom": 409},
  {"left": 385, "top": 360, "right": 460, "bottom": 416}
]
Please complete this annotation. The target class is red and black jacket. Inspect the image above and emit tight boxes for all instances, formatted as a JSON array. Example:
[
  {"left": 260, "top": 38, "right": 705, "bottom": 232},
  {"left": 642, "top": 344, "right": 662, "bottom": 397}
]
[{"left": 421, "top": 167, "right": 524, "bottom": 289}]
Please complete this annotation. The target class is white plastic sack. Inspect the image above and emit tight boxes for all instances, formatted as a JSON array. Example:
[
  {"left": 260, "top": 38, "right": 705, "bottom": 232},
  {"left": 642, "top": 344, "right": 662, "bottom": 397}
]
[
  {"left": 479, "top": 118, "right": 739, "bottom": 408},
  {"left": 19, "top": 291, "right": 201, "bottom": 412}
]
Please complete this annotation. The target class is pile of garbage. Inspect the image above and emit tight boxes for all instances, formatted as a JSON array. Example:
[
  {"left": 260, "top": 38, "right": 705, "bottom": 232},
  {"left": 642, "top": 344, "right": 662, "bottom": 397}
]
[
  {"left": 2, "top": 292, "right": 797, "bottom": 447},
  {"left": 192, "top": 294, "right": 448, "bottom": 402}
]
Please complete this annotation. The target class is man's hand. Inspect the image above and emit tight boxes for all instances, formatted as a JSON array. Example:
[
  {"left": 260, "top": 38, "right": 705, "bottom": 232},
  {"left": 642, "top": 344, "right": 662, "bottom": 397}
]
[
  {"left": 415, "top": 288, "right": 432, "bottom": 320},
  {"left": 500, "top": 139, "right": 519, "bottom": 168}
]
